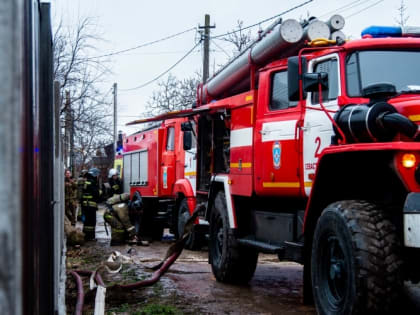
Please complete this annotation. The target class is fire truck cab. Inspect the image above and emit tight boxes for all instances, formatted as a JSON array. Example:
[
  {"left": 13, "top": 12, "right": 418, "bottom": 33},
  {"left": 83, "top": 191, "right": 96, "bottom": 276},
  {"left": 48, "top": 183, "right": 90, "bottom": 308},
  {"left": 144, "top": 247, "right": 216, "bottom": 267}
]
[
  {"left": 189, "top": 22, "right": 420, "bottom": 314},
  {"left": 126, "top": 18, "right": 420, "bottom": 313}
]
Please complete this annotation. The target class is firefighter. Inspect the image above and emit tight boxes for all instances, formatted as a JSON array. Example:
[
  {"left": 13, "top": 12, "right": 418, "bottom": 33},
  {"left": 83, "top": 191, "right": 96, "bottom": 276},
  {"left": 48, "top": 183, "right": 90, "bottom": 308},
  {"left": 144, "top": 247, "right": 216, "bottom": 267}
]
[
  {"left": 103, "top": 193, "right": 140, "bottom": 246},
  {"left": 76, "top": 169, "right": 87, "bottom": 221},
  {"left": 108, "top": 168, "right": 122, "bottom": 196},
  {"left": 81, "top": 168, "right": 100, "bottom": 241},
  {"left": 64, "top": 169, "right": 78, "bottom": 225}
]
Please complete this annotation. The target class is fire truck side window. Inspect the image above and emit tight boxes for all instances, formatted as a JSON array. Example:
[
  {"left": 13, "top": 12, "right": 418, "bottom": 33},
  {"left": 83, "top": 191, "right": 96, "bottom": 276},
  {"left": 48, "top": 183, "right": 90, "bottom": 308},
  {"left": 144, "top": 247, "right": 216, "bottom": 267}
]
[
  {"left": 198, "top": 116, "right": 212, "bottom": 190},
  {"left": 270, "top": 71, "right": 298, "bottom": 110},
  {"left": 166, "top": 127, "right": 175, "bottom": 151},
  {"left": 311, "top": 59, "right": 338, "bottom": 104},
  {"left": 189, "top": 121, "right": 197, "bottom": 149},
  {"left": 346, "top": 52, "right": 360, "bottom": 96}
]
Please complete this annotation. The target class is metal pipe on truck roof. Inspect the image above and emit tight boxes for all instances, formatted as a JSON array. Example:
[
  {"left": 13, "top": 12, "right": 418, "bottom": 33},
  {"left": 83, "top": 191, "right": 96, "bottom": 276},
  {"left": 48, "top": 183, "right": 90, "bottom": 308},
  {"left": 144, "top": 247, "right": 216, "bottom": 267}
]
[
  {"left": 327, "top": 14, "right": 345, "bottom": 32},
  {"left": 203, "top": 19, "right": 303, "bottom": 103},
  {"left": 303, "top": 19, "right": 331, "bottom": 41},
  {"left": 330, "top": 30, "right": 346, "bottom": 41},
  {"left": 251, "top": 19, "right": 303, "bottom": 64},
  {"left": 208, "top": 17, "right": 283, "bottom": 84}
]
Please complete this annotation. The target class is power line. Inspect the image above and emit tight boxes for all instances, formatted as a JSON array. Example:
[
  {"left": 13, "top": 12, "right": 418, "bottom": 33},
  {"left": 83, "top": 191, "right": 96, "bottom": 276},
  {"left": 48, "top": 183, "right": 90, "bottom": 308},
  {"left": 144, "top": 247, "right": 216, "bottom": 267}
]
[
  {"left": 319, "top": 0, "right": 364, "bottom": 18},
  {"left": 120, "top": 40, "right": 202, "bottom": 91},
  {"left": 123, "top": 50, "right": 200, "bottom": 56},
  {"left": 211, "top": 0, "right": 314, "bottom": 39},
  {"left": 211, "top": 39, "right": 231, "bottom": 58},
  {"left": 86, "top": 27, "right": 197, "bottom": 60},
  {"left": 345, "top": 0, "right": 385, "bottom": 19},
  {"left": 116, "top": 49, "right": 230, "bottom": 57}
]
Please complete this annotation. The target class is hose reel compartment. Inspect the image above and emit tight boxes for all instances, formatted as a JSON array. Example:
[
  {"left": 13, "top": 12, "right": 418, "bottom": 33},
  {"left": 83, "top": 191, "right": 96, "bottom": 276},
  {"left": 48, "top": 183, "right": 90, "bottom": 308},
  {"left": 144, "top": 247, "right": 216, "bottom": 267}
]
[{"left": 334, "top": 102, "right": 418, "bottom": 143}]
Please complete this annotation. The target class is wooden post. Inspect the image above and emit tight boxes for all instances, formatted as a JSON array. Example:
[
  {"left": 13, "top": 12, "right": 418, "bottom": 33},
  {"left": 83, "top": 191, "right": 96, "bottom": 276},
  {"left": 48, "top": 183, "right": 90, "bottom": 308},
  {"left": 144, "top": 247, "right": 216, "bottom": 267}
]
[{"left": 199, "top": 14, "right": 215, "bottom": 83}]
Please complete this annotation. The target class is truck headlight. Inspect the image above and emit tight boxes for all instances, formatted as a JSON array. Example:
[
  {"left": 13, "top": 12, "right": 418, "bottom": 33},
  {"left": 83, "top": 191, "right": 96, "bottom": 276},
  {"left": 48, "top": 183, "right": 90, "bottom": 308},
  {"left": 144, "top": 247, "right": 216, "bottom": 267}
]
[{"left": 402, "top": 153, "right": 416, "bottom": 168}]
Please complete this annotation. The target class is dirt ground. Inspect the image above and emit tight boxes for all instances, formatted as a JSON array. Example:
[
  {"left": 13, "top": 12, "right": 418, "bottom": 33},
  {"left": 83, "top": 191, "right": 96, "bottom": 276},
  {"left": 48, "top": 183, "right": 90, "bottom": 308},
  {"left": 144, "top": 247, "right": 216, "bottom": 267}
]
[{"left": 65, "top": 209, "right": 420, "bottom": 315}]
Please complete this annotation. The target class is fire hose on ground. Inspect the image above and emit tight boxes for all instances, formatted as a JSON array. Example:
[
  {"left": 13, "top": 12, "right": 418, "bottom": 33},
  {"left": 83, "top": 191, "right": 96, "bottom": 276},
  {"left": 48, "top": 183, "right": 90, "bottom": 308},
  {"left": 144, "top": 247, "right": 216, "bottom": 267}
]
[{"left": 68, "top": 204, "right": 205, "bottom": 315}]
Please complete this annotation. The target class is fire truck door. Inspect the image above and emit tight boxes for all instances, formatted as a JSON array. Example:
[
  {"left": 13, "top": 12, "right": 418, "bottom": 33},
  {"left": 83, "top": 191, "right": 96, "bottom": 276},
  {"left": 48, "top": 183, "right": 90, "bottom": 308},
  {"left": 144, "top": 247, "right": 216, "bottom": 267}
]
[
  {"left": 302, "top": 54, "right": 340, "bottom": 196},
  {"left": 255, "top": 69, "right": 301, "bottom": 196},
  {"left": 161, "top": 125, "right": 176, "bottom": 195}
]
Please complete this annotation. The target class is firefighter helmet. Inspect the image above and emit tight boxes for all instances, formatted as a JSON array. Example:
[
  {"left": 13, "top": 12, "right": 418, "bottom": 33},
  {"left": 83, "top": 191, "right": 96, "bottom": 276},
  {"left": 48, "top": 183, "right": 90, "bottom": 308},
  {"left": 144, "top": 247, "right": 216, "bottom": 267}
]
[
  {"left": 88, "top": 168, "right": 100, "bottom": 178},
  {"left": 80, "top": 169, "right": 88, "bottom": 177},
  {"left": 108, "top": 168, "right": 119, "bottom": 178}
]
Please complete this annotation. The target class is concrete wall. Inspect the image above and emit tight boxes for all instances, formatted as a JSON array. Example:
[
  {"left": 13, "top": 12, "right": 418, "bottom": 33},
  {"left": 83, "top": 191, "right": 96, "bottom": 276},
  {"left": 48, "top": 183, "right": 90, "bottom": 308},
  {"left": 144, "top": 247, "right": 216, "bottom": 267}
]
[{"left": 0, "top": 0, "right": 24, "bottom": 314}]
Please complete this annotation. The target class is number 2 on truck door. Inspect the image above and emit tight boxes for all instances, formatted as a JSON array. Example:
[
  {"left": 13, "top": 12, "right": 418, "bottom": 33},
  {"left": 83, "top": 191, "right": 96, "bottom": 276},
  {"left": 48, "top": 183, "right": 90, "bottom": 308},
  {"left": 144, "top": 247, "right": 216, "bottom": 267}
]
[{"left": 302, "top": 54, "right": 340, "bottom": 196}]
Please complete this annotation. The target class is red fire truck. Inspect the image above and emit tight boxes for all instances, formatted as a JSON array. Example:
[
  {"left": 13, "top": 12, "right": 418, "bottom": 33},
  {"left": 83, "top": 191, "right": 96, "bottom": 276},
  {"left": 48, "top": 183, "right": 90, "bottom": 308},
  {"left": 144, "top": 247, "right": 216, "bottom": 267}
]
[
  {"left": 122, "top": 117, "right": 205, "bottom": 248},
  {"left": 128, "top": 16, "right": 420, "bottom": 314}
]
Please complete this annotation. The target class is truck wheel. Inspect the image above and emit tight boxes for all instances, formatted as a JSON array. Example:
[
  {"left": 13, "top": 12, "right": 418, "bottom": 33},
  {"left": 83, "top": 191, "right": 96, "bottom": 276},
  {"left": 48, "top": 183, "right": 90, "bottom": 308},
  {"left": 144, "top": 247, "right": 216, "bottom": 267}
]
[
  {"left": 209, "top": 191, "right": 258, "bottom": 284},
  {"left": 151, "top": 222, "right": 164, "bottom": 241},
  {"left": 311, "top": 200, "right": 402, "bottom": 315},
  {"left": 177, "top": 198, "right": 202, "bottom": 250}
]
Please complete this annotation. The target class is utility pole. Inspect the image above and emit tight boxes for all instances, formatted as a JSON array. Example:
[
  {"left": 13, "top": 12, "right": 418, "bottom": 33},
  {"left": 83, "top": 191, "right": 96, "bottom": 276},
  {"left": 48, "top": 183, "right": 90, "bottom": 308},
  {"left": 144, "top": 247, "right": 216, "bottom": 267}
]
[
  {"left": 113, "top": 83, "right": 118, "bottom": 153},
  {"left": 199, "top": 14, "right": 215, "bottom": 83},
  {"left": 64, "top": 90, "right": 75, "bottom": 172},
  {"left": 70, "top": 107, "right": 74, "bottom": 173},
  {"left": 64, "top": 90, "right": 71, "bottom": 169}
]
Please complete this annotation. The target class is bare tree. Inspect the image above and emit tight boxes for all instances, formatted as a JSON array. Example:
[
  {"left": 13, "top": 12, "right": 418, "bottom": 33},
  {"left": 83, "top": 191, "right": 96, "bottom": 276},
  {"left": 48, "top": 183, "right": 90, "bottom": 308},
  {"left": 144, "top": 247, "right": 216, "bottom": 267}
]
[
  {"left": 210, "top": 20, "right": 255, "bottom": 75},
  {"left": 53, "top": 16, "right": 113, "bottom": 172},
  {"left": 146, "top": 73, "right": 200, "bottom": 117},
  {"left": 395, "top": 0, "right": 409, "bottom": 28},
  {"left": 219, "top": 20, "right": 253, "bottom": 55},
  {"left": 72, "top": 89, "right": 113, "bottom": 172},
  {"left": 146, "top": 22, "right": 254, "bottom": 118}
]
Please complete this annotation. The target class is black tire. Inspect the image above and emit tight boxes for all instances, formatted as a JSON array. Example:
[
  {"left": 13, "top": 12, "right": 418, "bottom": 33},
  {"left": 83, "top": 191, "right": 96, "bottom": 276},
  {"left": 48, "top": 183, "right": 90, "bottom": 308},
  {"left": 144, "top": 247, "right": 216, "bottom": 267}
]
[
  {"left": 311, "top": 200, "right": 402, "bottom": 315},
  {"left": 177, "top": 198, "right": 202, "bottom": 250},
  {"left": 151, "top": 223, "right": 164, "bottom": 241},
  {"left": 209, "top": 191, "right": 258, "bottom": 284},
  {"left": 133, "top": 196, "right": 162, "bottom": 241}
]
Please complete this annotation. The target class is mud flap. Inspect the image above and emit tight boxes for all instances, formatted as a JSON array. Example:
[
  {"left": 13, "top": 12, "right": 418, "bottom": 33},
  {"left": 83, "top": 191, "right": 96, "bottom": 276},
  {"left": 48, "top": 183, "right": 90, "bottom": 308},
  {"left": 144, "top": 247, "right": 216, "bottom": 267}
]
[
  {"left": 302, "top": 242, "right": 313, "bottom": 305},
  {"left": 404, "top": 192, "right": 420, "bottom": 248}
]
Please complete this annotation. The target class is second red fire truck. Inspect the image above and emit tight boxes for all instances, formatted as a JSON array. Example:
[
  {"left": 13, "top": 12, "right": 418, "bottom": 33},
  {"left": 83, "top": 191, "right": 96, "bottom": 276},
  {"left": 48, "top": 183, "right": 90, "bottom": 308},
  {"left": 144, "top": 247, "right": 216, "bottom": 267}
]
[{"left": 121, "top": 117, "right": 205, "bottom": 248}]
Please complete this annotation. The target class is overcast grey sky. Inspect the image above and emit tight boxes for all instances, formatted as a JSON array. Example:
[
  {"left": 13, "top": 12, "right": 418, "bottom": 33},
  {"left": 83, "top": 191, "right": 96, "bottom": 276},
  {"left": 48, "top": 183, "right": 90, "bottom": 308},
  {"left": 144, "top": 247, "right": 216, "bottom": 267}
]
[{"left": 51, "top": 0, "right": 420, "bottom": 134}]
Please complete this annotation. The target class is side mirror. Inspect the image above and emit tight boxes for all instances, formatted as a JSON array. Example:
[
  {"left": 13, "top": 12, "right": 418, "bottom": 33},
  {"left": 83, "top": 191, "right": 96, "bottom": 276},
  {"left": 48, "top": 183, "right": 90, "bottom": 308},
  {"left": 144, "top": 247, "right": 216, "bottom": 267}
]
[
  {"left": 181, "top": 121, "right": 193, "bottom": 132},
  {"left": 303, "top": 72, "right": 328, "bottom": 92},
  {"left": 183, "top": 131, "right": 192, "bottom": 151},
  {"left": 288, "top": 56, "right": 307, "bottom": 102}
]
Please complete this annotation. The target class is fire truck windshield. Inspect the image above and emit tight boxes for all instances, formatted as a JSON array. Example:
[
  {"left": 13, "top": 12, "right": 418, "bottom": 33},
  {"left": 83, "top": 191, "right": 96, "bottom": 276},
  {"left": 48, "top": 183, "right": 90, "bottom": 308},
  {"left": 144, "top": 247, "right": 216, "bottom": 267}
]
[{"left": 346, "top": 50, "right": 420, "bottom": 97}]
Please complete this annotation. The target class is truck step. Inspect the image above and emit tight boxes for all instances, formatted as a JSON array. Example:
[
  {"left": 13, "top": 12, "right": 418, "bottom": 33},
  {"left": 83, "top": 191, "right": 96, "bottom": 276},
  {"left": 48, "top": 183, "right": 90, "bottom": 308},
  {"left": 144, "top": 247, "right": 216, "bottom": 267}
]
[
  {"left": 281, "top": 241, "right": 304, "bottom": 264},
  {"left": 237, "top": 237, "right": 284, "bottom": 254},
  {"left": 158, "top": 199, "right": 173, "bottom": 203}
]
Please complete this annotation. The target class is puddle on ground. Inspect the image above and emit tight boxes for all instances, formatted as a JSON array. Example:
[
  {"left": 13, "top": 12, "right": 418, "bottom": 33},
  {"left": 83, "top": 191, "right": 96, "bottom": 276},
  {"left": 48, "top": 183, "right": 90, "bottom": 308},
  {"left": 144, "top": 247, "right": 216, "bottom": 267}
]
[{"left": 66, "top": 208, "right": 419, "bottom": 314}]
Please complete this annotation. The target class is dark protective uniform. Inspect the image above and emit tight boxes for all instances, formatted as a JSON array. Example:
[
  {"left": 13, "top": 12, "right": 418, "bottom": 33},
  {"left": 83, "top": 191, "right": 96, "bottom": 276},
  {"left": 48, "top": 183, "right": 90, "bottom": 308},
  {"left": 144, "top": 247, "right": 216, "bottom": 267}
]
[
  {"left": 109, "top": 177, "right": 123, "bottom": 196},
  {"left": 103, "top": 193, "right": 136, "bottom": 245},
  {"left": 76, "top": 171, "right": 87, "bottom": 221},
  {"left": 81, "top": 172, "right": 100, "bottom": 240},
  {"left": 65, "top": 177, "right": 78, "bottom": 225}
]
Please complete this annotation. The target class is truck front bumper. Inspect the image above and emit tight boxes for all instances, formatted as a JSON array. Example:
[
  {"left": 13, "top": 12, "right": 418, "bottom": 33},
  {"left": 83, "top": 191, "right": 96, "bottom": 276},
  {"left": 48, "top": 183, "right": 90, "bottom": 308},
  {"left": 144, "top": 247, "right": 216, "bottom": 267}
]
[{"left": 403, "top": 192, "right": 420, "bottom": 248}]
